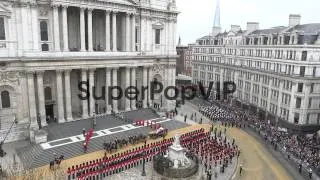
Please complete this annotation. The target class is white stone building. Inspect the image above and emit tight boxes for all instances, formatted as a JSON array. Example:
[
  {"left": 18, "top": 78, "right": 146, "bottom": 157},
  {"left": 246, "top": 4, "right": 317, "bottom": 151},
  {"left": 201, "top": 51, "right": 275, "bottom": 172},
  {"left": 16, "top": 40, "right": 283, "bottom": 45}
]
[
  {"left": 192, "top": 13, "right": 320, "bottom": 131},
  {"left": 0, "top": 0, "right": 178, "bottom": 142}
]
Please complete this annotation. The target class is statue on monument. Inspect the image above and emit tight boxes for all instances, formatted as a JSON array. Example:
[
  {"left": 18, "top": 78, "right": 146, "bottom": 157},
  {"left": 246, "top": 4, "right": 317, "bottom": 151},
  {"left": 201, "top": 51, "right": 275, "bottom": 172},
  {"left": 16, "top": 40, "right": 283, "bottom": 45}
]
[{"left": 173, "top": 134, "right": 181, "bottom": 147}]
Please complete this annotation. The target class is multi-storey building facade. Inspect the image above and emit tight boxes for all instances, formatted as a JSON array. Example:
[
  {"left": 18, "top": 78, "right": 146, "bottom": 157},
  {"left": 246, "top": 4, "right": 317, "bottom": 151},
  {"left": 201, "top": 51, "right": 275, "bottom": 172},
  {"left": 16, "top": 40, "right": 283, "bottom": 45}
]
[
  {"left": 0, "top": 0, "right": 178, "bottom": 142},
  {"left": 192, "top": 15, "right": 320, "bottom": 131},
  {"left": 184, "top": 44, "right": 194, "bottom": 76},
  {"left": 176, "top": 44, "right": 188, "bottom": 75}
]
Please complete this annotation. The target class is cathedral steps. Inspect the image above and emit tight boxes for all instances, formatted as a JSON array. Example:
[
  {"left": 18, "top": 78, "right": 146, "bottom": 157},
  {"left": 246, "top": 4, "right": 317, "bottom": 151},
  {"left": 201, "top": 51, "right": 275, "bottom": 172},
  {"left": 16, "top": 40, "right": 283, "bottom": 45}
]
[{"left": 16, "top": 109, "right": 186, "bottom": 169}]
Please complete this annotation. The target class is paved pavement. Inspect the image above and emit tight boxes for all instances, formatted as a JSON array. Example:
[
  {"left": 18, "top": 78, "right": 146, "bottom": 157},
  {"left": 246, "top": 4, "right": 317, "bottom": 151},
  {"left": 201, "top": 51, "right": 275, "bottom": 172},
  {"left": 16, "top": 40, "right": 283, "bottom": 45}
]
[
  {"left": 45, "top": 108, "right": 158, "bottom": 141},
  {"left": 0, "top": 108, "right": 187, "bottom": 171},
  {"left": 109, "top": 158, "right": 237, "bottom": 180},
  {"left": 245, "top": 128, "right": 318, "bottom": 180}
]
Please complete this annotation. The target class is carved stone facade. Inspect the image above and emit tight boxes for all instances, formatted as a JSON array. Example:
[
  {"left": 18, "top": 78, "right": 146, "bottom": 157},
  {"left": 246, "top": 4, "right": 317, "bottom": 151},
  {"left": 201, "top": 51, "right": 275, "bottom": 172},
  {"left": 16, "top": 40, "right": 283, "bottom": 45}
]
[{"left": 0, "top": 0, "right": 178, "bottom": 143}]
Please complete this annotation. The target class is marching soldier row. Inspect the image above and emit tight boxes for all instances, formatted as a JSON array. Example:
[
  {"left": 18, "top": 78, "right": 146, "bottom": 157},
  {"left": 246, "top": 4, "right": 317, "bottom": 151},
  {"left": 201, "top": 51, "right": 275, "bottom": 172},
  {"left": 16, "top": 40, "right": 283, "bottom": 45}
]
[{"left": 67, "top": 128, "right": 237, "bottom": 179}]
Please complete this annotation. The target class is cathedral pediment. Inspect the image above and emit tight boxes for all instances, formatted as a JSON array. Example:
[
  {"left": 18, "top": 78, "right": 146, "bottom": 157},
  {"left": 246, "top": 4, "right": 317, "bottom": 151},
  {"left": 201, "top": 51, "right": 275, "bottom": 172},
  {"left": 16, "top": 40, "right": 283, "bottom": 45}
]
[{"left": 0, "top": 1, "right": 12, "bottom": 16}]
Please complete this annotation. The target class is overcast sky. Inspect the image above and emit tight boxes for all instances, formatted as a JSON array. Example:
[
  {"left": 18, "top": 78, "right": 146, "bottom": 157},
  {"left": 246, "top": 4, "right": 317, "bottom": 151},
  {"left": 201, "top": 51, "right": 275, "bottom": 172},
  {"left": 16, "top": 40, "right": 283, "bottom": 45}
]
[{"left": 176, "top": 0, "right": 320, "bottom": 45}]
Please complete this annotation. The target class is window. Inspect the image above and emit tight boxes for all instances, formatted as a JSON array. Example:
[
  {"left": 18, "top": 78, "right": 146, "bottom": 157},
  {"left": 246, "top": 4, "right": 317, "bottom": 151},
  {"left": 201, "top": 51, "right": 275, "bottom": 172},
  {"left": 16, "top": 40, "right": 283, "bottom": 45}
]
[
  {"left": 1, "top": 91, "right": 10, "bottom": 108},
  {"left": 310, "top": 83, "right": 314, "bottom": 93},
  {"left": 40, "top": 20, "right": 49, "bottom": 51},
  {"left": 294, "top": 113, "right": 299, "bottom": 124},
  {"left": 45, "top": 87, "right": 52, "bottom": 100},
  {"left": 308, "top": 98, "right": 312, "bottom": 108},
  {"left": 0, "top": 17, "right": 5, "bottom": 40},
  {"left": 299, "top": 66, "right": 305, "bottom": 76},
  {"left": 40, "top": 21, "right": 48, "bottom": 41},
  {"left": 155, "top": 29, "right": 160, "bottom": 45},
  {"left": 306, "top": 113, "right": 310, "bottom": 124},
  {"left": 301, "top": 51, "right": 307, "bottom": 61},
  {"left": 297, "top": 83, "right": 303, "bottom": 93},
  {"left": 296, "top": 97, "right": 301, "bottom": 108},
  {"left": 135, "top": 28, "right": 138, "bottom": 43}
]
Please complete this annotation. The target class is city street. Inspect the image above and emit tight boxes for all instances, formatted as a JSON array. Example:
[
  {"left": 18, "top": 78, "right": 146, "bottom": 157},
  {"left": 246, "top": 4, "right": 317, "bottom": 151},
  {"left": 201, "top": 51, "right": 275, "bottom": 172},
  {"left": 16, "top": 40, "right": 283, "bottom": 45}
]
[{"left": 177, "top": 102, "right": 300, "bottom": 180}]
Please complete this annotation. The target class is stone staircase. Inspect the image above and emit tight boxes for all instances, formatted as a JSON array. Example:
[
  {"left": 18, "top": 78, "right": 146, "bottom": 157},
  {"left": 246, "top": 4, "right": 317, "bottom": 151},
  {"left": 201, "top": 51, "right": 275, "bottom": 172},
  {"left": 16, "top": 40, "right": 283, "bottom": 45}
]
[
  {"left": 120, "top": 108, "right": 160, "bottom": 123},
  {"left": 16, "top": 119, "right": 188, "bottom": 169},
  {"left": 44, "top": 114, "right": 126, "bottom": 141},
  {"left": 0, "top": 123, "right": 29, "bottom": 143}
]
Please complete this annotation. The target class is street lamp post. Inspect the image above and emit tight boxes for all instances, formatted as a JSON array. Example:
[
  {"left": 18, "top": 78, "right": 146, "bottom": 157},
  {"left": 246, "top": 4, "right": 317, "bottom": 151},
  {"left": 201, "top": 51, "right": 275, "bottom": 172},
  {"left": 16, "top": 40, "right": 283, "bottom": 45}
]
[{"left": 141, "top": 141, "right": 147, "bottom": 176}]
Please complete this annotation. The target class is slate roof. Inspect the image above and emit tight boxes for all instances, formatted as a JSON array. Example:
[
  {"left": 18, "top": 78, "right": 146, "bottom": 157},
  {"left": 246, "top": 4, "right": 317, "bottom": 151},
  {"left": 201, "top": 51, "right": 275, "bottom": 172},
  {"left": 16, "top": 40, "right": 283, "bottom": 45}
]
[
  {"left": 196, "top": 23, "right": 320, "bottom": 42},
  {"left": 197, "top": 35, "right": 212, "bottom": 40},
  {"left": 287, "top": 23, "right": 320, "bottom": 34},
  {"left": 249, "top": 26, "right": 287, "bottom": 35}
]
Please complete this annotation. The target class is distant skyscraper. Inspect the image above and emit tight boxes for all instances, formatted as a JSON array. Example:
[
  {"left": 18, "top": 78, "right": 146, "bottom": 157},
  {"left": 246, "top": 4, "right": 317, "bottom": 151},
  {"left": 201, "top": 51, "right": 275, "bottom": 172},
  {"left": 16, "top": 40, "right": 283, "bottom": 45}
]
[
  {"left": 212, "top": 0, "right": 221, "bottom": 37},
  {"left": 213, "top": 0, "right": 220, "bottom": 27}
]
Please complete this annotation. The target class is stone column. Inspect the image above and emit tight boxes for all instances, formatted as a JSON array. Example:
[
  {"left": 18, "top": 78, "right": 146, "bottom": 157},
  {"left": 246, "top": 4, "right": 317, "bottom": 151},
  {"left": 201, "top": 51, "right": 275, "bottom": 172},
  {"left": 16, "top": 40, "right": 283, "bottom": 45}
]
[
  {"left": 145, "top": 17, "right": 149, "bottom": 51},
  {"left": 105, "top": 10, "right": 111, "bottom": 52},
  {"left": 105, "top": 68, "right": 111, "bottom": 114},
  {"left": 142, "top": 67, "right": 148, "bottom": 108},
  {"left": 131, "top": 14, "right": 136, "bottom": 51},
  {"left": 81, "top": 69, "right": 89, "bottom": 118},
  {"left": 173, "top": 20, "right": 177, "bottom": 50},
  {"left": 80, "top": 7, "right": 86, "bottom": 51},
  {"left": 167, "top": 65, "right": 173, "bottom": 109},
  {"left": 89, "top": 69, "right": 95, "bottom": 116},
  {"left": 36, "top": 71, "right": 47, "bottom": 127},
  {"left": 125, "top": 13, "right": 130, "bottom": 51},
  {"left": 112, "top": 11, "right": 117, "bottom": 52},
  {"left": 88, "top": 8, "right": 93, "bottom": 51},
  {"left": 140, "top": 17, "right": 145, "bottom": 51},
  {"left": 52, "top": 5, "right": 60, "bottom": 51},
  {"left": 56, "top": 70, "right": 65, "bottom": 123},
  {"left": 27, "top": 72, "right": 38, "bottom": 129},
  {"left": 168, "top": 20, "right": 172, "bottom": 52},
  {"left": 125, "top": 67, "right": 131, "bottom": 111},
  {"left": 131, "top": 67, "right": 136, "bottom": 110},
  {"left": 112, "top": 68, "right": 119, "bottom": 113},
  {"left": 147, "top": 66, "right": 152, "bottom": 106},
  {"left": 62, "top": 5, "right": 69, "bottom": 51},
  {"left": 31, "top": 4, "right": 39, "bottom": 51},
  {"left": 165, "top": 20, "right": 169, "bottom": 52},
  {"left": 64, "top": 70, "right": 73, "bottom": 121}
]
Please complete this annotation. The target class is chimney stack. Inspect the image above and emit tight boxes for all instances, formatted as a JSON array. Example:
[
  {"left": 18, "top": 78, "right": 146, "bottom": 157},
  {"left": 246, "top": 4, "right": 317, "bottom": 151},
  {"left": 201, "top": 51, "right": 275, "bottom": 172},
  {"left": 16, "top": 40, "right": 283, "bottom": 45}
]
[
  {"left": 246, "top": 22, "right": 259, "bottom": 32},
  {"left": 231, "top": 25, "right": 241, "bottom": 32},
  {"left": 289, "top": 14, "right": 301, "bottom": 27}
]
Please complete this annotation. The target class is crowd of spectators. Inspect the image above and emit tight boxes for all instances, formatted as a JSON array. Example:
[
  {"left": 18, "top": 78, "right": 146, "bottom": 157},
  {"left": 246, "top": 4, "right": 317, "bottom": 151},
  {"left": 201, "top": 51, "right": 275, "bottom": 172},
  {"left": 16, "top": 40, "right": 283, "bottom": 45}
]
[{"left": 196, "top": 97, "right": 320, "bottom": 175}]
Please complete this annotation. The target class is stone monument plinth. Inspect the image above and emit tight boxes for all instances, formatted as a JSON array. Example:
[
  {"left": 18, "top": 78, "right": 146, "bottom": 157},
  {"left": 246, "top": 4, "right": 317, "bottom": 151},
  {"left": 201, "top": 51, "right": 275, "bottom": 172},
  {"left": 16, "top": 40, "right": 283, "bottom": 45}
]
[
  {"left": 153, "top": 133, "right": 198, "bottom": 178},
  {"left": 166, "top": 134, "right": 190, "bottom": 168}
]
